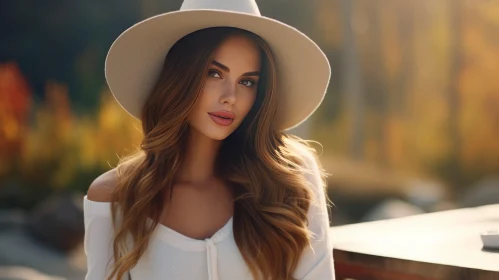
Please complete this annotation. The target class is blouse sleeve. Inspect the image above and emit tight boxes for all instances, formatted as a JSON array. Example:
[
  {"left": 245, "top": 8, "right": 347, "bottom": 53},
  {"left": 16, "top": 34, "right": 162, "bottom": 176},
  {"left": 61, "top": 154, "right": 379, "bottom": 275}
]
[
  {"left": 83, "top": 196, "right": 130, "bottom": 280},
  {"left": 293, "top": 149, "right": 336, "bottom": 280}
]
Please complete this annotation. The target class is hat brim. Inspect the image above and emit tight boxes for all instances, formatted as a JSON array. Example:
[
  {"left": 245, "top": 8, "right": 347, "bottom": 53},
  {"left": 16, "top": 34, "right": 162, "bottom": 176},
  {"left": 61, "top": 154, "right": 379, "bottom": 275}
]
[{"left": 105, "top": 9, "right": 330, "bottom": 131}]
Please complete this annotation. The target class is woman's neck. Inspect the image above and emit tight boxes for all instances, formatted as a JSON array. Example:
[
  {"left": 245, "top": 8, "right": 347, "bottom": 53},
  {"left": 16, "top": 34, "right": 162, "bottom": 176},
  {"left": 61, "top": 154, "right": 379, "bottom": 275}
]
[{"left": 175, "top": 128, "right": 222, "bottom": 185}]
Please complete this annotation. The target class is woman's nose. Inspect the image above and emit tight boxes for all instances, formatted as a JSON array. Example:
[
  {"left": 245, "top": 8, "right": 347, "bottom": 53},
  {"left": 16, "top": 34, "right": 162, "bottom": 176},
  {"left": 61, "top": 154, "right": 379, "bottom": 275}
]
[{"left": 220, "top": 82, "right": 236, "bottom": 105}]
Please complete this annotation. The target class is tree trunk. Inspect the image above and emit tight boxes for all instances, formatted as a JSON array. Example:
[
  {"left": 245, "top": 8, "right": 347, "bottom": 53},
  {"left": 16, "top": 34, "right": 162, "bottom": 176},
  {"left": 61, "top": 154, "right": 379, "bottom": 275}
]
[
  {"left": 340, "top": 0, "right": 365, "bottom": 160},
  {"left": 448, "top": 0, "right": 463, "bottom": 187}
]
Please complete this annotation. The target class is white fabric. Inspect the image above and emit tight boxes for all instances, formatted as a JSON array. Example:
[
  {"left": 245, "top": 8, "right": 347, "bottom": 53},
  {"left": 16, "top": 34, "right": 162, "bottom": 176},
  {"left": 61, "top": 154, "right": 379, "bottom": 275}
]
[
  {"left": 206, "top": 238, "right": 218, "bottom": 280},
  {"left": 83, "top": 152, "right": 335, "bottom": 280}
]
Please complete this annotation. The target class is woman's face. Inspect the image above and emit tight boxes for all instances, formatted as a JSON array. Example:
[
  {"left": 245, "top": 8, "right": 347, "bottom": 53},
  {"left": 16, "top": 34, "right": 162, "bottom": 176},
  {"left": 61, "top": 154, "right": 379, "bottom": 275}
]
[{"left": 188, "top": 35, "right": 261, "bottom": 140}]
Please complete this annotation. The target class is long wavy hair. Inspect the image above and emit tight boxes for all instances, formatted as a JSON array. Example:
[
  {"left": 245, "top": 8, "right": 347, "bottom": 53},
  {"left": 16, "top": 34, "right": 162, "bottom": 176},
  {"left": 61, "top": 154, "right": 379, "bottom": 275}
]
[{"left": 107, "top": 27, "right": 328, "bottom": 280}]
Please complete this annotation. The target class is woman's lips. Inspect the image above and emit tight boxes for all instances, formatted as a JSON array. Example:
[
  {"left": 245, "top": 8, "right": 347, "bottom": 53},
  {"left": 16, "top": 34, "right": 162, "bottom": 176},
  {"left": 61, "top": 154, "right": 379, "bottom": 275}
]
[{"left": 208, "top": 111, "right": 235, "bottom": 126}]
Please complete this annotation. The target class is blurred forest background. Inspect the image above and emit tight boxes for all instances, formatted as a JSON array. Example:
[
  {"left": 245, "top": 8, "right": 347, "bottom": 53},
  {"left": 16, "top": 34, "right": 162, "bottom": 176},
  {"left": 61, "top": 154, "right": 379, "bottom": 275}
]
[{"left": 0, "top": 0, "right": 499, "bottom": 278}]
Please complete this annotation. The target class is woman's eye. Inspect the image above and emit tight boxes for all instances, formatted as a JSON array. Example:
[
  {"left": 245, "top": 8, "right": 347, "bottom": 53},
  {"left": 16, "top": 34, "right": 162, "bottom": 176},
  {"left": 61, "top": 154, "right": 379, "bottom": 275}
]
[
  {"left": 240, "top": 79, "right": 255, "bottom": 87},
  {"left": 208, "top": 70, "right": 221, "bottom": 78}
]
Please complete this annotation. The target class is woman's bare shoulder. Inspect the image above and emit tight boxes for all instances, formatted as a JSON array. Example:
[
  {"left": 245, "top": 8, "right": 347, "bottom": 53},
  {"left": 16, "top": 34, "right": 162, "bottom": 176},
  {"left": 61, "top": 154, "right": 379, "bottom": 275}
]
[{"left": 87, "top": 168, "right": 118, "bottom": 202}]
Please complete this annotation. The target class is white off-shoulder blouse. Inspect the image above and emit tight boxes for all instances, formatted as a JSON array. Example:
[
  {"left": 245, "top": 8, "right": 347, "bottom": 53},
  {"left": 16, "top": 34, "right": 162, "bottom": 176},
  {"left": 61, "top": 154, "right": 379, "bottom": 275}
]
[{"left": 83, "top": 151, "right": 335, "bottom": 280}]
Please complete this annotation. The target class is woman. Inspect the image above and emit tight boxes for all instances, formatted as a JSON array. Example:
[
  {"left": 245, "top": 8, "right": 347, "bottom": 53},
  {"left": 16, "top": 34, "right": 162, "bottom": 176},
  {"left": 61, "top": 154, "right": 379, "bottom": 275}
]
[{"left": 84, "top": 0, "right": 334, "bottom": 279}]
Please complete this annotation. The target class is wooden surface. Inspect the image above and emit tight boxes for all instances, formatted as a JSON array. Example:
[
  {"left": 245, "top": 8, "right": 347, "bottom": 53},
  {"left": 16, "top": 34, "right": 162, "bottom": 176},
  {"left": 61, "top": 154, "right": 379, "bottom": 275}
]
[{"left": 330, "top": 204, "right": 499, "bottom": 280}]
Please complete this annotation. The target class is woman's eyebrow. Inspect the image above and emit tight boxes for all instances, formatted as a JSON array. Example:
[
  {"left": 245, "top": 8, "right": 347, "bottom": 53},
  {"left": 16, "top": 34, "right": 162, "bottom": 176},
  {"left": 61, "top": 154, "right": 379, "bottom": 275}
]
[
  {"left": 242, "top": 71, "right": 260, "bottom": 77},
  {"left": 211, "top": 60, "right": 229, "bottom": 72},
  {"left": 211, "top": 60, "right": 260, "bottom": 77}
]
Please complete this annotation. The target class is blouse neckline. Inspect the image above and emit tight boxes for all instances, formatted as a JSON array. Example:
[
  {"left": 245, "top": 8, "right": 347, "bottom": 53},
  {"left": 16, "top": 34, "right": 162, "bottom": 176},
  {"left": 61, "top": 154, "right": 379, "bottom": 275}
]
[
  {"left": 83, "top": 195, "right": 233, "bottom": 251},
  {"left": 151, "top": 216, "right": 233, "bottom": 251}
]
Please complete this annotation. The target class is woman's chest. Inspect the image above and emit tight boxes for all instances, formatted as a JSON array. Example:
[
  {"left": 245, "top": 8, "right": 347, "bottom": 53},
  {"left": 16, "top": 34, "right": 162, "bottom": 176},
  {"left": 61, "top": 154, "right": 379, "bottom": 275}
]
[{"left": 159, "top": 182, "right": 235, "bottom": 240}]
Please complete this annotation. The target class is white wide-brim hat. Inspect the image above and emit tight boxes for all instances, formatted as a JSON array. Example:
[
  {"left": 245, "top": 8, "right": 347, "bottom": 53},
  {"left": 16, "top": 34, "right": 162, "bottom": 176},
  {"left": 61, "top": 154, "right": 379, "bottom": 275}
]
[{"left": 105, "top": 0, "right": 330, "bottom": 131}]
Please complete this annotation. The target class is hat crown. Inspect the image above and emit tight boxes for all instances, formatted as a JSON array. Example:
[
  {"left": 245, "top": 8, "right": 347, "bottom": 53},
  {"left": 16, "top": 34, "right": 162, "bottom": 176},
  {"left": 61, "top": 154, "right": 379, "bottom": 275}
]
[{"left": 180, "top": 0, "right": 261, "bottom": 16}]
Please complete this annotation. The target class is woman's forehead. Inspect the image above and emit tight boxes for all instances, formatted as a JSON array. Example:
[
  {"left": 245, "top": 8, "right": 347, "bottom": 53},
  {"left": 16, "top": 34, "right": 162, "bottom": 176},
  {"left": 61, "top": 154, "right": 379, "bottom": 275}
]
[{"left": 211, "top": 35, "right": 261, "bottom": 71}]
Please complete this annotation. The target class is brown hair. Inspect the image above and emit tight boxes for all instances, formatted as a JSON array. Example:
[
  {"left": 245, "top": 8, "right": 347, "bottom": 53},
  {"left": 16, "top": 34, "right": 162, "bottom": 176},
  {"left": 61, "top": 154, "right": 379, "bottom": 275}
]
[{"left": 107, "top": 27, "right": 327, "bottom": 280}]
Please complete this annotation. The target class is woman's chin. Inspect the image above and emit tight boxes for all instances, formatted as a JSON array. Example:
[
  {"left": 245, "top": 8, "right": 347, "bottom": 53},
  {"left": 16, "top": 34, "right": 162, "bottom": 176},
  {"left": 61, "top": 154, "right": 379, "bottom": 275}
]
[{"left": 201, "top": 128, "right": 233, "bottom": 141}]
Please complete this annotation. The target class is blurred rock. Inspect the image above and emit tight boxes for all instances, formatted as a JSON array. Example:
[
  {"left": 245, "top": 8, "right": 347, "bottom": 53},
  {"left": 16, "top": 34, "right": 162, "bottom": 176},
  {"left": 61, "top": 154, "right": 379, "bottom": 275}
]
[
  {"left": 0, "top": 210, "right": 27, "bottom": 231},
  {"left": 460, "top": 176, "right": 499, "bottom": 208},
  {"left": 0, "top": 228, "right": 85, "bottom": 280},
  {"left": 0, "top": 265, "right": 66, "bottom": 280},
  {"left": 26, "top": 193, "right": 84, "bottom": 252},
  {"left": 430, "top": 200, "right": 457, "bottom": 212},
  {"left": 403, "top": 179, "right": 446, "bottom": 212},
  {"left": 361, "top": 199, "right": 425, "bottom": 222}
]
